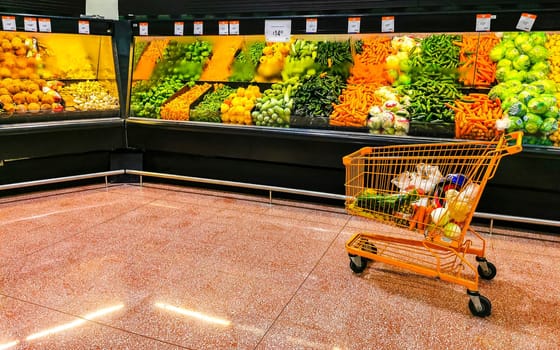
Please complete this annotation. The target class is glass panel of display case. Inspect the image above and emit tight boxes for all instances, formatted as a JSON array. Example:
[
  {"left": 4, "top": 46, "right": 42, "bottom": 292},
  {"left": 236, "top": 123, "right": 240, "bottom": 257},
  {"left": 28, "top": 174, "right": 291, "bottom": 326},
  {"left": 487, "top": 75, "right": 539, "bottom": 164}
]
[{"left": 0, "top": 31, "right": 119, "bottom": 122}]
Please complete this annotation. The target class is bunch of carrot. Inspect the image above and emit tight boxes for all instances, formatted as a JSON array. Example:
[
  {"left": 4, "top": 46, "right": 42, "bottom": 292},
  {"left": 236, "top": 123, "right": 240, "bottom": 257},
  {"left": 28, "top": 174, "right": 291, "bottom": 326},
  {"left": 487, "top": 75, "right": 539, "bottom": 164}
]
[
  {"left": 409, "top": 204, "right": 433, "bottom": 232},
  {"left": 329, "top": 83, "right": 382, "bottom": 127},
  {"left": 447, "top": 93, "right": 503, "bottom": 140},
  {"left": 160, "top": 83, "right": 210, "bottom": 121},
  {"left": 456, "top": 34, "right": 500, "bottom": 87},
  {"left": 200, "top": 37, "right": 243, "bottom": 81},
  {"left": 329, "top": 37, "right": 393, "bottom": 127},
  {"left": 133, "top": 39, "right": 169, "bottom": 81}
]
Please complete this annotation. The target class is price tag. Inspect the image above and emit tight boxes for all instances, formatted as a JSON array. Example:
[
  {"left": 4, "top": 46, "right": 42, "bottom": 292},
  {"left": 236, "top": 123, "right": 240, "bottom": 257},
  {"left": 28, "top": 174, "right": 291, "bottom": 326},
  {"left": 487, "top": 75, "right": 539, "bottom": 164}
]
[
  {"left": 174, "top": 21, "right": 184, "bottom": 36},
  {"left": 381, "top": 16, "right": 395, "bottom": 33},
  {"left": 78, "top": 20, "right": 90, "bottom": 34},
  {"left": 265, "top": 19, "right": 291, "bottom": 42},
  {"left": 138, "top": 22, "right": 148, "bottom": 36},
  {"left": 38, "top": 18, "right": 51, "bottom": 32},
  {"left": 194, "top": 21, "right": 203, "bottom": 35},
  {"left": 219, "top": 21, "right": 229, "bottom": 35},
  {"left": 24, "top": 17, "right": 38, "bottom": 32},
  {"left": 229, "top": 21, "right": 239, "bottom": 35},
  {"left": 306, "top": 18, "right": 317, "bottom": 33},
  {"left": 476, "top": 14, "right": 492, "bottom": 32},
  {"left": 516, "top": 13, "right": 537, "bottom": 32},
  {"left": 348, "top": 17, "right": 361, "bottom": 34},
  {"left": 1, "top": 16, "right": 16, "bottom": 31}
]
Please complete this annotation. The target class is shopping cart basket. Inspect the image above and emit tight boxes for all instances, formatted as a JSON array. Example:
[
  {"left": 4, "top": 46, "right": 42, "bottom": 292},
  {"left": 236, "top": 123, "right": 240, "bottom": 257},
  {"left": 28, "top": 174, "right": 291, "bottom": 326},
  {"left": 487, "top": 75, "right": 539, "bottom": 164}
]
[{"left": 344, "top": 132, "right": 523, "bottom": 317}]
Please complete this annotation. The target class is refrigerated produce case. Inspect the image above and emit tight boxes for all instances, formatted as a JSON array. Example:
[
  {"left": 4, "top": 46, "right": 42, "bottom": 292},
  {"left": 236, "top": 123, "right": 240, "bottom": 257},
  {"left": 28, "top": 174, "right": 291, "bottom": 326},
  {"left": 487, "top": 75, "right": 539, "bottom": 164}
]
[
  {"left": 0, "top": 14, "right": 125, "bottom": 185},
  {"left": 124, "top": 12, "right": 560, "bottom": 222}
]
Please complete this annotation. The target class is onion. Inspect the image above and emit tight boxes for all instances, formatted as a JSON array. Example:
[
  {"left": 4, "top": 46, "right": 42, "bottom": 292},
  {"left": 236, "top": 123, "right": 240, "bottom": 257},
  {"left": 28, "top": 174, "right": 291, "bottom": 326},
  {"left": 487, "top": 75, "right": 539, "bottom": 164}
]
[{"left": 431, "top": 207, "right": 450, "bottom": 227}]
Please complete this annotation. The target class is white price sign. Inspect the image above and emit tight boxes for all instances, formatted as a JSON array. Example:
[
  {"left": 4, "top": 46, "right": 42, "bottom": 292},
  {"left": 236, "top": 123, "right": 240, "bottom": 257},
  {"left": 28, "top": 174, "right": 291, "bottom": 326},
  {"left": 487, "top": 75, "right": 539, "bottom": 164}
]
[
  {"left": 229, "top": 21, "right": 239, "bottom": 35},
  {"left": 348, "top": 17, "right": 361, "bottom": 34},
  {"left": 219, "top": 21, "right": 229, "bottom": 35},
  {"left": 138, "top": 22, "right": 148, "bottom": 36},
  {"left": 516, "top": 13, "right": 537, "bottom": 32},
  {"left": 381, "top": 16, "right": 395, "bottom": 33},
  {"left": 265, "top": 19, "right": 291, "bottom": 42},
  {"left": 38, "top": 18, "right": 52, "bottom": 32},
  {"left": 24, "top": 17, "right": 38, "bottom": 32},
  {"left": 174, "top": 21, "right": 184, "bottom": 36},
  {"left": 194, "top": 21, "right": 203, "bottom": 35},
  {"left": 476, "top": 14, "right": 492, "bottom": 32},
  {"left": 78, "top": 20, "right": 90, "bottom": 34},
  {"left": 2, "top": 16, "right": 16, "bottom": 31},
  {"left": 306, "top": 18, "right": 317, "bottom": 33}
]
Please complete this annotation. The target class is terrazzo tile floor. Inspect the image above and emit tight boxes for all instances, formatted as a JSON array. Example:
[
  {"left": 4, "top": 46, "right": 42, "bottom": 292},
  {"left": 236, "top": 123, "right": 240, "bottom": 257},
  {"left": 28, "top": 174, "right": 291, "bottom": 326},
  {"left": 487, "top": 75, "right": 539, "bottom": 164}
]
[{"left": 0, "top": 183, "right": 559, "bottom": 349}]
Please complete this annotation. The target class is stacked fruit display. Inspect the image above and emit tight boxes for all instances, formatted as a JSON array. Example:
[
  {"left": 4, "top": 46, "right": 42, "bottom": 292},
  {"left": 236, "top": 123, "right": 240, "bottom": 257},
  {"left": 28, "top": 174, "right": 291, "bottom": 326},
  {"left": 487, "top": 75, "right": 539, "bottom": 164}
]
[
  {"left": 385, "top": 35, "right": 417, "bottom": 87},
  {"left": 130, "top": 40, "right": 212, "bottom": 118},
  {"left": 220, "top": 85, "right": 262, "bottom": 125},
  {"left": 60, "top": 81, "right": 119, "bottom": 111},
  {"left": 396, "top": 34, "right": 463, "bottom": 124},
  {"left": 255, "top": 42, "right": 291, "bottom": 81},
  {"left": 490, "top": 79, "right": 558, "bottom": 145},
  {"left": 229, "top": 41, "right": 265, "bottom": 82},
  {"left": 252, "top": 79, "right": 300, "bottom": 127},
  {"left": 0, "top": 78, "right": 63, "bottom": 113},
  {"left": 281, "top": 39, "right": 318, "bottom": 80}
]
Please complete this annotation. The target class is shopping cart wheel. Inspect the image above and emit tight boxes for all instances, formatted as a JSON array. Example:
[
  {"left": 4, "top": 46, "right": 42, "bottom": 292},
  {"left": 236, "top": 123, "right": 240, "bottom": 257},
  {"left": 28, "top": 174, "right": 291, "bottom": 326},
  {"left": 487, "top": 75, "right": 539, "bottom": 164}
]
[
  {"left": 476, "top": 257, "right": 497, "bottom": 280},
  {"left": 467, "top": 291, "right": 492, "bottom": 317},
  {"left": 348, "top": 254, "right": 368, "bottom": 274}
]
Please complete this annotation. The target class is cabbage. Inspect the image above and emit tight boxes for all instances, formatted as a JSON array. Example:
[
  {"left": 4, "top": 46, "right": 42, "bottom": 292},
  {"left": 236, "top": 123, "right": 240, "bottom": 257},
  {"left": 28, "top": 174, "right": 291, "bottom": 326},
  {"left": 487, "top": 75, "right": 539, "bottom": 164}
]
[
  {"left": 526, "top": 70, "right": 548, "bottom": 83},
  {"left": 502, "top": 96, "right": 520, "bottom": 111},
  {"left": 518, "top": 90, "right": 538, "bottom": 105},
  {"left": 508, "top": 101, "right": 527, "bottom": 117},
  {"left": 519, "top": 42, "right": 534, "bottom": 55},
  {"left": 507, "top": 116, "right": 524, "bottom": 132},
  {"left": 544, "top": 105, "right": 559, "bottom": 119},
  {"left": 505, "top": 47, "right": 521, "bottom": 61},
  {"left": 490, "top": 45, "right": 506, "bottom": 62},
  {"left": 528, "top": 97, "right": 550, "bottom": 114},
  {"left": 514, "top": 33, "right": 531, "bottom": 49},
  {"left": 540, "top": 94, "right": 557, "bottom": 108},
  {"left": 504, "top": 69, "right": 526, "bottom": 82},
  {"left": 530, "top": 80, "right": 557, "bottom": 94},
  {"left": 489, "top": 84, "right": 506, "bottom": 100},
  {"left": 530, "top": 32, "right": 547, "bottom": 46},
  {"left": 496, "top": 68, "right": 509, "bottom": 82},
  {"left": 528, "top": 45, "right": 549, "bottom": 63},
  {"left": 540, "top": 117, "right": 558, "bottom": 134},
  {"left": 513, "top": 55, "right": 531, "bottom": 71},
  {"left": 531, "top": 61, "right": 550, "bottom": 74},
  {"left": 523, "top": 113, "right": 543, "bottom": 134},
  {"left": 497, "top": 59, "right": 512, "bottom": 70}
]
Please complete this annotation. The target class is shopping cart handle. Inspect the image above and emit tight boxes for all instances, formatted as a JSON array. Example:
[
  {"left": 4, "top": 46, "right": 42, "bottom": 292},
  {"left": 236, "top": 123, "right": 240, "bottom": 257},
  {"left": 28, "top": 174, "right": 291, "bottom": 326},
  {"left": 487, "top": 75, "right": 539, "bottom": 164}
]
[{"left": 502, "top": 131, "right": 523, "bottom": 155}]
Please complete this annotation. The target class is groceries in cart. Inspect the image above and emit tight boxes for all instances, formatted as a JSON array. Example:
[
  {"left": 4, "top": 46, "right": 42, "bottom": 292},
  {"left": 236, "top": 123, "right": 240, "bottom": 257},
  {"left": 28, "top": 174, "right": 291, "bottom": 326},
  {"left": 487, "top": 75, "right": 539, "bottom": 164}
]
[{"left": 350, "top": 163, "right": 481, "bottom": 243}]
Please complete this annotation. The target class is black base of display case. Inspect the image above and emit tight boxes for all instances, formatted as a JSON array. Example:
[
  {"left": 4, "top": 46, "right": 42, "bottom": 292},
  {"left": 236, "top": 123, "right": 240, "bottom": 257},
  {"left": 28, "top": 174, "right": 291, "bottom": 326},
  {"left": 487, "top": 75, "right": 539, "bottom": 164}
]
[
  {"left": 126, "top": 119, "right": 560, "bottom": 222},
  {"left": 0, "top": 118, "right": 125, "bottom": 187}
]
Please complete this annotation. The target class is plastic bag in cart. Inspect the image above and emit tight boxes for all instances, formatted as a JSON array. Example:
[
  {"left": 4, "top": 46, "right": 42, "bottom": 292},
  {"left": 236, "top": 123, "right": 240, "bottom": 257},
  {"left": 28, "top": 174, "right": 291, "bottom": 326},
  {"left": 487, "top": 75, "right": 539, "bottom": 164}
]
[{"left": 391, "top": 163, "right": 443, "bottom": 194}]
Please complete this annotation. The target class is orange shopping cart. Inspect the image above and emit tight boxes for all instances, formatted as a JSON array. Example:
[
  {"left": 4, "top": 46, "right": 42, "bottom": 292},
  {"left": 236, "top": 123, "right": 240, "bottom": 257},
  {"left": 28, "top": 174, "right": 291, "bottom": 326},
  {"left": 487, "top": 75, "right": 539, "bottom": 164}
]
[{"left": 344, "top": 132, "right": 523, "bottom": 317}]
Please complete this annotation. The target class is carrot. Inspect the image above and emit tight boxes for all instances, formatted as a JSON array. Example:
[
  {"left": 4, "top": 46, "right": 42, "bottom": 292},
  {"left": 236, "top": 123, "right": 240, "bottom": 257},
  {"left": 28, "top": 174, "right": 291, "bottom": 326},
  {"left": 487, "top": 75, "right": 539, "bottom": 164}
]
[
  {"left": 200, "top": 37, "right": 244, "bottom": 81},
  {"left": 160, "top": 83, "right": 211, "bottom": 120},
  {"left": 133, "top": 39, "right": 169, "bottom": 80},
  {"left": 457, "top": 34, "right": 500, "bottom": 87},
  {"left": 420, "top": 205, "right": 433, "bottom": 231},
  {"left": 453, "top": 92, "right": 503, "bottom": 140},
  {"left": 414, "top": 206, "right": 427, "bottom": 231}
]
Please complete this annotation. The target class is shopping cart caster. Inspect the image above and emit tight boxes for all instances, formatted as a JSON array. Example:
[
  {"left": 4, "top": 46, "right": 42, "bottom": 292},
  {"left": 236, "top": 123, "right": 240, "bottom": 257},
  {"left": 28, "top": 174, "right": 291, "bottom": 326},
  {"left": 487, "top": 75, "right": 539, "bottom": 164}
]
[
  {"left": 467, "top": 290, "right": 492, "bottom": 317},
  {"left": 348, "top": 254, "right": 368, "bottom": 274},
  {"left": 476, "top": 256, "right": 497, "bottom": 280}
]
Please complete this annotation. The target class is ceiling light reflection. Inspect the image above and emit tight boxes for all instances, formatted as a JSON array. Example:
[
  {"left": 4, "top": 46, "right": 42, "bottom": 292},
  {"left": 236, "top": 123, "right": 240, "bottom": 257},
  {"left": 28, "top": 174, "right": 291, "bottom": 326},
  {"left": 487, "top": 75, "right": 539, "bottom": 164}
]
[
  {"left": 0, "top": 340, "right": 19, "bottom": 350},
  {"left": 155, "top": 302, "right": 231, "bottom": 326},
  {"left": 26, "top": 304, "right": 124, "bottom": 341}
]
